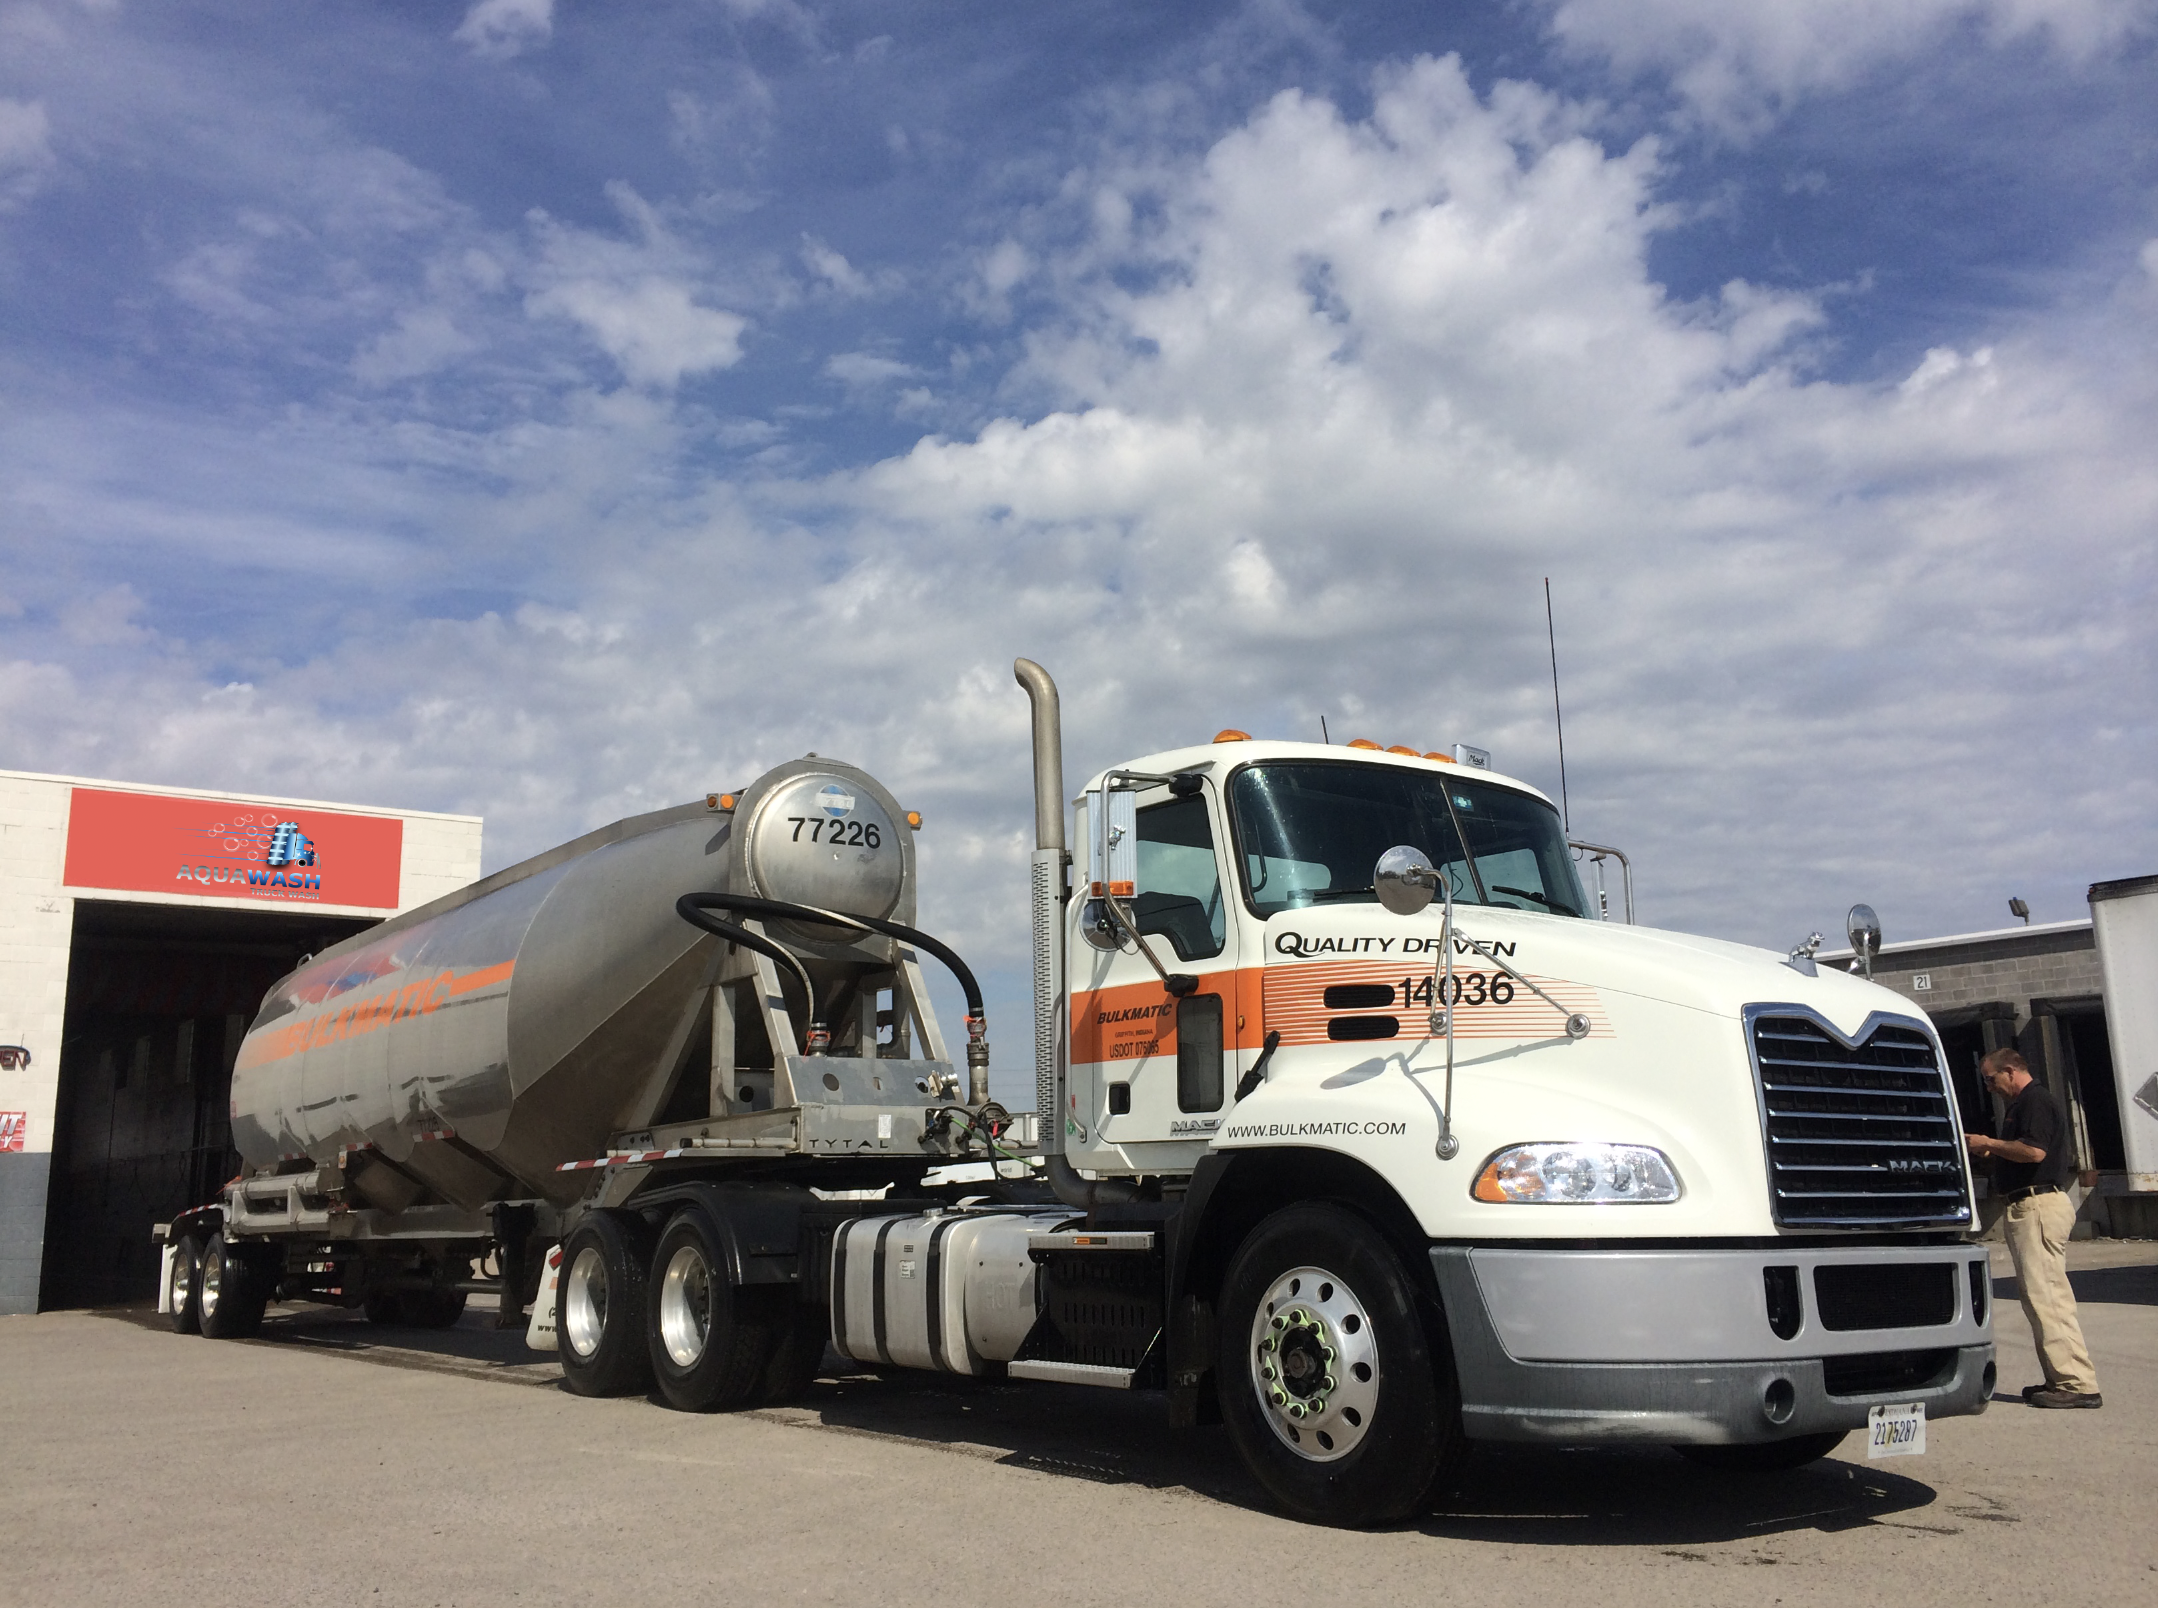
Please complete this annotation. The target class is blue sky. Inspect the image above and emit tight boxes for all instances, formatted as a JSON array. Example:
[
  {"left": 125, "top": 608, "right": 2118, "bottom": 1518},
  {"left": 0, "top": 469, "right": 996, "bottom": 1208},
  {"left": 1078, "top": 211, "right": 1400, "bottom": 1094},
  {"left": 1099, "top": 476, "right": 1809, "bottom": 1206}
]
[{"left": 4, "top": 1, "right": 2154, "bottom": 1098}]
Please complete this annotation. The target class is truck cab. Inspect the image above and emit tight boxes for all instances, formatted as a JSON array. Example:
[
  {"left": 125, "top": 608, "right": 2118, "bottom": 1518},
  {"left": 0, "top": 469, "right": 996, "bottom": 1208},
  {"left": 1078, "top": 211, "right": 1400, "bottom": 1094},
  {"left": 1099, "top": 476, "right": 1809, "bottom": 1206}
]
[{"left": 1025, "top": 682, "right": 1992, "bottom": 1523}]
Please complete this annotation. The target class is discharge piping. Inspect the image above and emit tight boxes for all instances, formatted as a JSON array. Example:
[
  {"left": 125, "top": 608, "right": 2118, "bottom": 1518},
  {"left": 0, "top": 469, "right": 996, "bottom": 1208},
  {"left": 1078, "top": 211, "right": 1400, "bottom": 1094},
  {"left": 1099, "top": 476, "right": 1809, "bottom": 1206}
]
[{"left": 1014, "top": 657, "right": 1137, "bottom": 1208}]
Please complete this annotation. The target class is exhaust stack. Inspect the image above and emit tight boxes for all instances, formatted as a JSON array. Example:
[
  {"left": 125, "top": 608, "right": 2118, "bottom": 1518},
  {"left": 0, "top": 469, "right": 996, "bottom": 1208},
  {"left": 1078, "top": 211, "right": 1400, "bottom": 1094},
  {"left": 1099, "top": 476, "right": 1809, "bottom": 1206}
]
[{"left": 1014, "top": 657, "right": 1138, "bottom": 1208}]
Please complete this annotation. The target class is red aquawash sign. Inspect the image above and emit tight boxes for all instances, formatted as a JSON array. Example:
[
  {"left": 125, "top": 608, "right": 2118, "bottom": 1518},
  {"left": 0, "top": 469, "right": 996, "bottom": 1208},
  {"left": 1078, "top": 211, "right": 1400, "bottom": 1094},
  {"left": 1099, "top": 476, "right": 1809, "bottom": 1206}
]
[{"left": 64, "top": 788, "right": 404, "bottom": 911}]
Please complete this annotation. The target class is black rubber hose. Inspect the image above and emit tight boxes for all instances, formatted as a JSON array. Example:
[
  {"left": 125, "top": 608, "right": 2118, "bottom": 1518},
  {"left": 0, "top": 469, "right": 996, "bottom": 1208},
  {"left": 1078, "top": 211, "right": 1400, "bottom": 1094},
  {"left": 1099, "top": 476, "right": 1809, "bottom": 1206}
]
[
  {"left": 676, "top": 891, "right": 985, "bottom": 1021},
  {"left": 672, "top": 897, "right": 820, "bottom": 1007}
]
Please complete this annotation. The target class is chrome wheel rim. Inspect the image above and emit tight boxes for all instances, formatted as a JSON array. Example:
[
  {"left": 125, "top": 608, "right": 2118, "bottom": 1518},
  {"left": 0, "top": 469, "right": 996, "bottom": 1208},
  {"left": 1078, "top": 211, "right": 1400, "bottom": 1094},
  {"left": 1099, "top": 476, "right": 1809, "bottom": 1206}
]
[
  {"left": 658, "top": 1243, "right": 712, "bottom": 1368},
  {"left": 562, "top": 1246, "right": 609, "bottom": 1360},
  {"left": 1248, "top": 1264, "right": 1380, "bottom": 1462},
  {"left": 199, "top": 1247, "right": 222, "bottom": 1320},
  {"left": 169, "top": 1245, "right": 194, "bottom": 1313}
]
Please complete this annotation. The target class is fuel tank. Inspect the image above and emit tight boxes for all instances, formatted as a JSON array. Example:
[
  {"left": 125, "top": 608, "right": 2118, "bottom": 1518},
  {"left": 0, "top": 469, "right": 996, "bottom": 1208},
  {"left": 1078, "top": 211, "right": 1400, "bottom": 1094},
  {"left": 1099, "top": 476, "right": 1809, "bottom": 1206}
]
[{"left": 229, "top": 758, "right": 916, "bottom": 1206}]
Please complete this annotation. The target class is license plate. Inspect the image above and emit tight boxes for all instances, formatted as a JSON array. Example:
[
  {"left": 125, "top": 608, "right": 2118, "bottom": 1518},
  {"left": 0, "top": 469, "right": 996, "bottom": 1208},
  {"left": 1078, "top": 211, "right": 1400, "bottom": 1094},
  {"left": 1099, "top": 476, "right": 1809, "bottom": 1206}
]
[{"left": 1867, "top": 1401, "right": 1926, "bottom": 1459}]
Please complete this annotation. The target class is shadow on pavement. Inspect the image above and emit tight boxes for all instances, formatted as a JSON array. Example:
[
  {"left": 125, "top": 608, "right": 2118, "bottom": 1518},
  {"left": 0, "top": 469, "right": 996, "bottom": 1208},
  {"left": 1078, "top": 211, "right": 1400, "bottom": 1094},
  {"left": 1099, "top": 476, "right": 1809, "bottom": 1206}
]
[
  {"left": 1417, "top": 1441, "right": 1940, "bottom": 1544},
  {"left": 98, "top": 1302, "right": 1947, "bottom": 1538},
  {"left": 1994, "top": 1263, "right": 2158, "bottom": 1308}
]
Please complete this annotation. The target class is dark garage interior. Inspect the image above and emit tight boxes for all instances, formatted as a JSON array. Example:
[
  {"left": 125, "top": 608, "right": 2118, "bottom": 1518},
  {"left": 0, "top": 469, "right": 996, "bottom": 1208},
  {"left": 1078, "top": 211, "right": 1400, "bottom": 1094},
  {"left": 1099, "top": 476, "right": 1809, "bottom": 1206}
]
[{"left": 39, "top": 900, "right": 375, "bottom": 1310}]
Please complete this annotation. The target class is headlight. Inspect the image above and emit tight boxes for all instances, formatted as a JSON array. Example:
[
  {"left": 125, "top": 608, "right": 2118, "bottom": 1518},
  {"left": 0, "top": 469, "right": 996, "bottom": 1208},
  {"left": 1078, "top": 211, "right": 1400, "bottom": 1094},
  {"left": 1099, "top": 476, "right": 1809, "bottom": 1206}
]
[{"left": 1472, "top": 1142, "right": 1682, "bottom": 1204}]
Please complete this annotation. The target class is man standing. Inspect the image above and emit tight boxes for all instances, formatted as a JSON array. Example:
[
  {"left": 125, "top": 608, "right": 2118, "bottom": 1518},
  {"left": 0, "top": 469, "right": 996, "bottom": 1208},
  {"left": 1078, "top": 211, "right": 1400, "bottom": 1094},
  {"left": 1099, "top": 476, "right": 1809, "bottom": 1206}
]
[{"left": 1964, "top": 1048, "right": 2101, "bottom": 1408}]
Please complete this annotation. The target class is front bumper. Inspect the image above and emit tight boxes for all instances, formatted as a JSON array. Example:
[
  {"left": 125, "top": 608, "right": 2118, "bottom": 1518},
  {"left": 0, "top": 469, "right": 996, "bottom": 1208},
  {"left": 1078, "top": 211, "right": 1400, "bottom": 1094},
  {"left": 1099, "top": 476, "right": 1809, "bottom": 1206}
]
[{"left": 1430, "top": 1244, "right": 1995, "bottom": 1446}]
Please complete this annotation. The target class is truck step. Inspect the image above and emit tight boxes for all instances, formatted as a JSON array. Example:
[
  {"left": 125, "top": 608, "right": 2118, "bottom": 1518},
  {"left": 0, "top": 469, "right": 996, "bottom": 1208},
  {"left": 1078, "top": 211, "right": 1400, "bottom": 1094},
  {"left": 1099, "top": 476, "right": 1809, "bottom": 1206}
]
[{"left": 1008, "top": 1359, "right": 1138, "bottom": 1389}]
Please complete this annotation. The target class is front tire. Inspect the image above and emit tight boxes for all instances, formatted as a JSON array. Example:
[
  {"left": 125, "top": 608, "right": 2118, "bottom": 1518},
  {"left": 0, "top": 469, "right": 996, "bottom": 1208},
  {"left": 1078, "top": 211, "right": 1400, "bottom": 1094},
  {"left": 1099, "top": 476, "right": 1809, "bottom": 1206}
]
[
  {"left": 166, "top": 1238, "right": 202, "bottom": 1335},
  {"left": 1675, "top": 1432, "right": 1846, "bottom": 1472},
  {"left": 197, "top": 1234, "right": 269, "bottom": 1339},
  {"left": 646, "top": 1208, "right": 781, "bottom": 1413},
  {"left": 1217, "top": 1203, "right": 1461, "bottom": 1527},
  {"left": 556, "top": 1213, "right": 654, "bottom": 1397}
]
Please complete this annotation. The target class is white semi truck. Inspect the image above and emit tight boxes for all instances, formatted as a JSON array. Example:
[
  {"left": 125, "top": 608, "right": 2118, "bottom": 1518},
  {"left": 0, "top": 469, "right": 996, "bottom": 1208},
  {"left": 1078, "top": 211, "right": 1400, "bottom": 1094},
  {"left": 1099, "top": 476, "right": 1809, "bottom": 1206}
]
[{"left": 156, "top": 660, "right": 1993, "bottom": 1526}]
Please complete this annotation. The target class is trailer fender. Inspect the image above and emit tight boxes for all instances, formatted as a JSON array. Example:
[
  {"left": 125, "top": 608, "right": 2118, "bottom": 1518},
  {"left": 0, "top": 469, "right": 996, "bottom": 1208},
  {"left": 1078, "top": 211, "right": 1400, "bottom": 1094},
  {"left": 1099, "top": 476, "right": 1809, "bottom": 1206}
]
[{"left": 630, "top": 1181, "right": 814, "bottom": 1288}]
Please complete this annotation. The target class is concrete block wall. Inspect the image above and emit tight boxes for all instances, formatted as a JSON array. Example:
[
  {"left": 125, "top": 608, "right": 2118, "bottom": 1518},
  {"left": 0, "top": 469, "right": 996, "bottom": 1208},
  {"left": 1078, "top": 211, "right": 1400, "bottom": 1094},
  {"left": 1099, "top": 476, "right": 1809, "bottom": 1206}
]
[{"left": 1854, "top": 924, "right": 2103, "bottom": 1015}]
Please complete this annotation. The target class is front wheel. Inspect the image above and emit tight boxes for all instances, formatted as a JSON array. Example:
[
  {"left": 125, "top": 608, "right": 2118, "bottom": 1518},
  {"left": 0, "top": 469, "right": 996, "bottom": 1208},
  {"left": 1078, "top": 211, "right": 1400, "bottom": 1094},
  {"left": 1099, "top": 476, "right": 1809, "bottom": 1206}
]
[
  {"left": 1217, "top": 1203, "right": 1462, "bottom": 1527},
  {"left": 1675, "top": 1432, "right": 1846, "bottom": 1472}
]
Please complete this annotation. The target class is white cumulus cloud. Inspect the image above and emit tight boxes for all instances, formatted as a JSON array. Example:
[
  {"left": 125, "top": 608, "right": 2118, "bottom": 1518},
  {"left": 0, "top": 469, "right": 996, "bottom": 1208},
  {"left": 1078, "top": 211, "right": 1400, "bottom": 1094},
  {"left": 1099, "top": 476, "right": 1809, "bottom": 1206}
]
[{"left": 455, "top": 0, "right": 555, "bottom": 61}]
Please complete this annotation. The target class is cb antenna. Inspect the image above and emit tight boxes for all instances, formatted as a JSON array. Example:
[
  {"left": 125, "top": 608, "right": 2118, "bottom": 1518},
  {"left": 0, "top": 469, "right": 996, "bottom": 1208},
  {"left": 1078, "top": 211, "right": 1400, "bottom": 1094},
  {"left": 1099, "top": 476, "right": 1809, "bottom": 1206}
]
[{"left": 1545, "top": 577, "right": 1569, "bottom": 835}]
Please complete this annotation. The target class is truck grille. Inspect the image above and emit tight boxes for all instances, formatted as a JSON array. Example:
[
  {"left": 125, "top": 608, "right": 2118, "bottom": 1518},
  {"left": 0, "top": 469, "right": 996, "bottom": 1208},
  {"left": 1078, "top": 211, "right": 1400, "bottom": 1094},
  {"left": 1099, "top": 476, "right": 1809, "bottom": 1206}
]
[{"left": 1748, "top": 1012, "right": 1972, "bottom": 1228}]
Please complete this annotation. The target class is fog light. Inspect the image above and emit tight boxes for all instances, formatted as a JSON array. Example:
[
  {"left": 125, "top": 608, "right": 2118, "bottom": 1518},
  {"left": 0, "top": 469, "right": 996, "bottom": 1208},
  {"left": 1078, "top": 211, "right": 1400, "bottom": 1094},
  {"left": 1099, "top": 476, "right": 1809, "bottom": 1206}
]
[{"left": 1763, "top": 1378, "right": 1795, "bottom": 1425}]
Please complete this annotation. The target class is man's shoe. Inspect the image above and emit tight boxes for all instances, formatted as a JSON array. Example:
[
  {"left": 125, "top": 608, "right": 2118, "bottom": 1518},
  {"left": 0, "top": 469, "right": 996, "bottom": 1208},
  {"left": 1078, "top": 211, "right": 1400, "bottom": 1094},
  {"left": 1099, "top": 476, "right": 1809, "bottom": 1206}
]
[{"left": 2027, "top": 1387, "right": 2102, "bottom": 1409}]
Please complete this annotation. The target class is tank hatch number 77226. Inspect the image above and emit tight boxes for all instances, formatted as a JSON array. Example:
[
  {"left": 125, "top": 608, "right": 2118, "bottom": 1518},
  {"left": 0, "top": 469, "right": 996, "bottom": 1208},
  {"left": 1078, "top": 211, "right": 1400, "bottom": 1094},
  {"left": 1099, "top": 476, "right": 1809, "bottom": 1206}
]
[{"left": 786, "top": 817, "right": 883, "bottom": 848}]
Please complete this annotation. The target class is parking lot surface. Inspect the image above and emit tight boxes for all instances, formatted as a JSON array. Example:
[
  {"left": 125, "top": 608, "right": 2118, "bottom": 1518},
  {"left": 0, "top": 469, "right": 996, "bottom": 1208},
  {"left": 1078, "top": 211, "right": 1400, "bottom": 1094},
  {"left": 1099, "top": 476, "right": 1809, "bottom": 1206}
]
[{"left": 1, "top": 1242, "right": 2151, "bottom": 1607}]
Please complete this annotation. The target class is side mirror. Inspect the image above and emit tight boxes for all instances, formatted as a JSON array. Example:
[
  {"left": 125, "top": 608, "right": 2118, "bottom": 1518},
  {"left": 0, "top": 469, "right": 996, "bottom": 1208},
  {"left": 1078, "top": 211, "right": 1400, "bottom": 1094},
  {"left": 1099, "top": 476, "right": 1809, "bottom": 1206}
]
[
  {"left": 1846, "top": 903, "right": 1881, "bottom": 977},
  {"left": 1375, "top": 845, "right": 1438, "bottom": 916}
]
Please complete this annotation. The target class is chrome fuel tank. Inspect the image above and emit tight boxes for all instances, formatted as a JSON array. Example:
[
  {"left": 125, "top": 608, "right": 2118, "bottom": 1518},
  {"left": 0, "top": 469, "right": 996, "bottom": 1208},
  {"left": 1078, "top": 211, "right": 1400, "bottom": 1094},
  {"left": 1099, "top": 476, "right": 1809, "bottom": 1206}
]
[{"left": 229, "top": 758, "right": 918, "bottom": 1205}]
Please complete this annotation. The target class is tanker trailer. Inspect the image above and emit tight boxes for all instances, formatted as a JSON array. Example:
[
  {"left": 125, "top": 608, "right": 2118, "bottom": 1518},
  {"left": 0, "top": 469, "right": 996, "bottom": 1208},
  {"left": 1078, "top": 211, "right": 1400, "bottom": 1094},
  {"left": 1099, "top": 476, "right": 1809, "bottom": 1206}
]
[{"left": 155, "top": 755, "right": 1028, "bottom": 1365}]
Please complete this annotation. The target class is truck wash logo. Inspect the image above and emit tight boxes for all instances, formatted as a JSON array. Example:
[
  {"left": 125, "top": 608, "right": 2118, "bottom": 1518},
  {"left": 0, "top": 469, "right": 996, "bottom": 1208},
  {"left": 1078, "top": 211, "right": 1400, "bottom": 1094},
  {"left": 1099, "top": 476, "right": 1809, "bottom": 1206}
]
[
  {"left": 174, "top": 815, "right": 323, "bottom": 891},
  {"left": 63, "top": 788, "right": 404, "bottom": 909},
  {"left": 1273, "top": 931, "right": 1516, "bottom": 959},
  {"left": 816, "top": 784, "right": 856, "bottom": 819}
]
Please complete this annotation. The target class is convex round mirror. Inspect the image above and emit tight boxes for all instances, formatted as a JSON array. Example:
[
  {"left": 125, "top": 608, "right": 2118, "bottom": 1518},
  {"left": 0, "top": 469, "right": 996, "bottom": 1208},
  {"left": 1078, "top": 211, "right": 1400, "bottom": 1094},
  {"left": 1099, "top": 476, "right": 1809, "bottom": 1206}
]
[
  {"left": 1846, "top": 903, "right": 1882, "bottom": 957},
  {"left": 1375, "top": 845, "right": 1438, "bottom": 916}
]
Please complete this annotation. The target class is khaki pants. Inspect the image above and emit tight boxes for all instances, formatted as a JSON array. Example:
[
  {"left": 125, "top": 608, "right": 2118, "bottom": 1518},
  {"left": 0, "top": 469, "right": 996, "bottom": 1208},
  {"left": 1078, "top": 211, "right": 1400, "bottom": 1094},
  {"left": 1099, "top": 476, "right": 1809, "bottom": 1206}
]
[{"left": 2003, "top": 1191, "right": 2098, "bottom": 1394}]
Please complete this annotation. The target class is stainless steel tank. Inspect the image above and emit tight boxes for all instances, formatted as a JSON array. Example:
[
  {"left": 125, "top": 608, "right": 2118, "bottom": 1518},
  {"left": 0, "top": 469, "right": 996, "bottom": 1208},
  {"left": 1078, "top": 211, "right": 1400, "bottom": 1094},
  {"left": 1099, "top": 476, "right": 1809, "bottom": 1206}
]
[{"left": 229, "top": 758, "right": 918, "bottom": 1206}]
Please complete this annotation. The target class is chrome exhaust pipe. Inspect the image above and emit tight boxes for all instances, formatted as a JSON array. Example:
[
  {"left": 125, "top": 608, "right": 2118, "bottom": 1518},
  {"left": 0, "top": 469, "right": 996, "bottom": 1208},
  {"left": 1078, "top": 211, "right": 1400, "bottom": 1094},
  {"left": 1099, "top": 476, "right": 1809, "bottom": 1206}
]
[{"left": 1014, "top": 658, "right": 1134, "bottom": 1207}]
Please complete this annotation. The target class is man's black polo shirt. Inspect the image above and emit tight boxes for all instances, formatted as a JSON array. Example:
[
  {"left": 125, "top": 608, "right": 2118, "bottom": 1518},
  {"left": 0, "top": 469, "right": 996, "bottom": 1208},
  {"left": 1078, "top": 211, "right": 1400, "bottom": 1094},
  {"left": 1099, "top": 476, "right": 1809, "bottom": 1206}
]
[{"left": 1993, "top": 1079, "right": 2075, "bottom": 1192}]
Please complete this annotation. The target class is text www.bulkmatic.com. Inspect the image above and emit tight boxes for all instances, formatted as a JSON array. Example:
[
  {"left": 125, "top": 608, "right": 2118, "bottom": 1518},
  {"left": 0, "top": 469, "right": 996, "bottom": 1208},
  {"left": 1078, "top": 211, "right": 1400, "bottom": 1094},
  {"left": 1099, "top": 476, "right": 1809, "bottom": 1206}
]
[{"left": 1221, "top": 1120, "right": 1409, "bottom": 1139}]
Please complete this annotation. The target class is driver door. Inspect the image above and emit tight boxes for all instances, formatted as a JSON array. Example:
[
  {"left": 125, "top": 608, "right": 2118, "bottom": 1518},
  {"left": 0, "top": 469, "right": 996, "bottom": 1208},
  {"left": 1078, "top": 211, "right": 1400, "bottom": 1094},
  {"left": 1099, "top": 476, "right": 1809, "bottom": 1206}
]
[{"left": 1067, "top": 780, "right": 1244, "bottom": 1169}]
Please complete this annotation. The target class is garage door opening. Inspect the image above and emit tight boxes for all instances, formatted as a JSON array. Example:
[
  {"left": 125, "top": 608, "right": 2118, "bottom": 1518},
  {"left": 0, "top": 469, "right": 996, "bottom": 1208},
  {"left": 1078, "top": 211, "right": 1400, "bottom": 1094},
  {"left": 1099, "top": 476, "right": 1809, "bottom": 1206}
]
[{"left": 38, "top": 900, "right": 376, "bottom": 1310}]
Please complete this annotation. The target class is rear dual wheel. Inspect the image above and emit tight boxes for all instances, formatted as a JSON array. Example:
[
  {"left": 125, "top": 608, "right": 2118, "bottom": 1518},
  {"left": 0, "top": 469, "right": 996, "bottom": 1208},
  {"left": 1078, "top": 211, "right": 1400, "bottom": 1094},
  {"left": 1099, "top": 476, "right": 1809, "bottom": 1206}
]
[
  {"left": 646, "top": 1209, "right": 785, "bottom": 1413},
  {"left": 166, "top": 1238, "right": 202, "bottom": 1335},
  {"left": 197, "top": 1234, "right": 270, "bottom": 1339},
  {"left": 557, "top": 1212, "right": 654, "bottom": 1397}
]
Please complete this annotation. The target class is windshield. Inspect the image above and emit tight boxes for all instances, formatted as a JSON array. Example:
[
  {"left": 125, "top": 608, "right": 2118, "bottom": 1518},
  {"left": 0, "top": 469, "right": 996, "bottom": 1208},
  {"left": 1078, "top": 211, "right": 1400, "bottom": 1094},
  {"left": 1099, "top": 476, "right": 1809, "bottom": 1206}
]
[{"left": 1227, "top": 761, "right": 1588, "bottom": 919}]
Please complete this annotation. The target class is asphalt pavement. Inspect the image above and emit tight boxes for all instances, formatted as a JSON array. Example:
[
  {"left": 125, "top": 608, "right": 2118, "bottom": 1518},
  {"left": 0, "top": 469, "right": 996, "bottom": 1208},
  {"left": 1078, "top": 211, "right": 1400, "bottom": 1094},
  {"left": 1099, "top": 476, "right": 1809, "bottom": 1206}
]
[{"left": 1, "top": 1242, "right": 2150, "bottom": 1607}]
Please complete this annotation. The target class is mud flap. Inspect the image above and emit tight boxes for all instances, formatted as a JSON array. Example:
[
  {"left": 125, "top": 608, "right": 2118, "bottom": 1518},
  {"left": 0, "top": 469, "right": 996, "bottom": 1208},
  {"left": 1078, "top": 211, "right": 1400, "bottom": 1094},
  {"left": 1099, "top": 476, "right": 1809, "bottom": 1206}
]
[{"left": 525, "top": 1243, "right": 562, "bottom": 1352}]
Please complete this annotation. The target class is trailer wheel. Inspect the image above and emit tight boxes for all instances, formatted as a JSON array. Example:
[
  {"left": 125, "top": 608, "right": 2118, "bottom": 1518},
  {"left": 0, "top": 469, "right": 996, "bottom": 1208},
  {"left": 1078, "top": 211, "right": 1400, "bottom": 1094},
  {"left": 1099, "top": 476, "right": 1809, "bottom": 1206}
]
[
  {"left": 556, "top": 1213, "right": 654, "bottom": 1397},
  {"left": 165, "top": 1238, "right": 202, "bottom": 1335},
  {"left": 197, "top": 1234, "right": 269, "bottom": 1340},
  {"left": 1675, "top": 1432, "right": 1846, "bottom": 1472},
  {"left": 646, "top": 1209, "right": 782, "bottom": 1413},
  {"left": 1217, "top": 1203, "right": 1459, "bottom": 1527}
]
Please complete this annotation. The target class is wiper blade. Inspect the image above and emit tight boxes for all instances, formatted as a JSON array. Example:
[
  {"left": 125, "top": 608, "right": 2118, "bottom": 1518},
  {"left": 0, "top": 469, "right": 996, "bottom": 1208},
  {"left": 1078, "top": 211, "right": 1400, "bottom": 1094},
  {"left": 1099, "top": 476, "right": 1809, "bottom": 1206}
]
[{"left": 1493, "top": 884, "right": 1579, "bottom": 917}]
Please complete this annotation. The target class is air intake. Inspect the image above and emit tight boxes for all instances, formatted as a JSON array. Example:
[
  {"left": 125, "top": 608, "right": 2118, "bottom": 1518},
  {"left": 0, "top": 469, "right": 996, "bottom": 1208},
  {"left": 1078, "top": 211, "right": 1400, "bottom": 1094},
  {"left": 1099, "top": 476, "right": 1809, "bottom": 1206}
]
[{"left": 1746, "top": 1010, "right": 1973, "bottom": 1229}]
